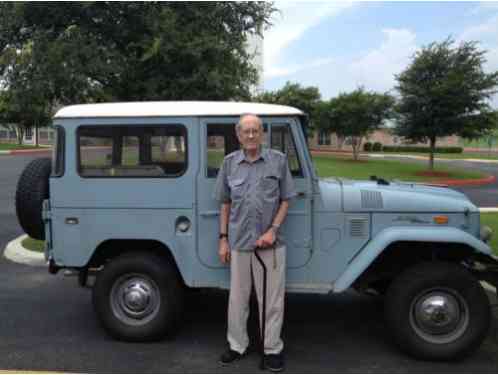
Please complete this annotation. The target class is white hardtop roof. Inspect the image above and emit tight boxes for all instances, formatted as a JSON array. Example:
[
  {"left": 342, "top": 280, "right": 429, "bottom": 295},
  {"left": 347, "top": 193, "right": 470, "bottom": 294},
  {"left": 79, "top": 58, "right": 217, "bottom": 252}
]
[{"left": 54, "top": 101, "right": 304, "bottom": 119}]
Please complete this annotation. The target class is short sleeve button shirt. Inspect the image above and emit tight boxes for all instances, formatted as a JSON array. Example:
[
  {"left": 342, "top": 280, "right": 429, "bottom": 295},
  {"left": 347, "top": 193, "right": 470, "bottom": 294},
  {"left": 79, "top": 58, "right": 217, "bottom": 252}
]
[{"left": 213, "top": 147, "right": 297, "bottom": 251}]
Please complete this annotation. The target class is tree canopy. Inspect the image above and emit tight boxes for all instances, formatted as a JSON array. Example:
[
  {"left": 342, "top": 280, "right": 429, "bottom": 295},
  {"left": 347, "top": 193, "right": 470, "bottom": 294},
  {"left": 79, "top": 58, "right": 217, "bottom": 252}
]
[
  {"left": 317, "top": 88, "right": 394, "bottom": 160},
  {"left": 0, "top": 2, "right": 275, "bottom": 104},
  {"left": 254, "top": 81, "right": 321, "bottom": 125},
  {"left": 395, "top": 38, "right": 498, "bottom": 169}
]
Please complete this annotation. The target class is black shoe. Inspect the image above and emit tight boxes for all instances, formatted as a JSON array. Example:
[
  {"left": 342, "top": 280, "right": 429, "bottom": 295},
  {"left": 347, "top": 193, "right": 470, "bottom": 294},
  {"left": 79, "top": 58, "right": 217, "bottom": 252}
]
[
  {"left": 219, "top": 349, "right": 245, "bottom": 365},
  {"left": 264, "top": 353, "right": 284, "bottom": 372}
]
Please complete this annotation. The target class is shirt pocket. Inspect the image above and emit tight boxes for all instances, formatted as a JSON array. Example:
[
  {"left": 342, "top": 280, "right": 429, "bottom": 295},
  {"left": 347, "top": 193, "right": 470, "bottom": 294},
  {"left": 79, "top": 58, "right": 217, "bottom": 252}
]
[
  {"left": 228, "top": 177, "right": 246, "bottom": 201},
  {"left": 261, "top": 173, "right": 279, "bottom": 199}
]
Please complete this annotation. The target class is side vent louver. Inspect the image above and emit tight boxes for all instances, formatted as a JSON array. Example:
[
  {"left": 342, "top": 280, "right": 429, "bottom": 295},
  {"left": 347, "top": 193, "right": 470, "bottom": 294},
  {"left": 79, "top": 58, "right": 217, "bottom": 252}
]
[
  {"left": 361, "top": 190, "right": 383, "bottom": 209},
  {"left": 350, "top": 218, "right": 368, "bottom": 237}
]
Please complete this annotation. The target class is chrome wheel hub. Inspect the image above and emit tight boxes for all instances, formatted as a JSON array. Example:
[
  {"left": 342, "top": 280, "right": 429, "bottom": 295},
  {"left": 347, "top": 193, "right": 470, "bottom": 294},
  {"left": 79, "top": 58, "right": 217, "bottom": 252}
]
[
  {"left": 409, "top": 288, "right": 469, "bottom": 344},
  {"left": 111, "top": 274, "right": 161, "bottom": 326}
]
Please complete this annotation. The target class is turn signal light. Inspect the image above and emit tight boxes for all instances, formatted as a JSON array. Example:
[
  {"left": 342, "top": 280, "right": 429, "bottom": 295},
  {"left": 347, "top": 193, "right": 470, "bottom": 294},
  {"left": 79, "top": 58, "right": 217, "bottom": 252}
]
[{"left": 433, "top": 215, "right": 449, "bottom": 224}]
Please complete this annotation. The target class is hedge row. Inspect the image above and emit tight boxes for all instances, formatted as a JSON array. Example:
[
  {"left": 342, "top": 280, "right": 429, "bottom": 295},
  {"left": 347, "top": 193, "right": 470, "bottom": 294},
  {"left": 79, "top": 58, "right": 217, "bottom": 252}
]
[{"left": 363, "top": 142, "right": 463, "bottom": 153}]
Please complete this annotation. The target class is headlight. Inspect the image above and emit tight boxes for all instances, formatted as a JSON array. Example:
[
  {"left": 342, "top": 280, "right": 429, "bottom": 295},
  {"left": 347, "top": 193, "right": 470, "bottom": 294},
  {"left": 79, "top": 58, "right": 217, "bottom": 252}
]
[{"left": 480, "top": 225, "right": 493, "bottom": 243}]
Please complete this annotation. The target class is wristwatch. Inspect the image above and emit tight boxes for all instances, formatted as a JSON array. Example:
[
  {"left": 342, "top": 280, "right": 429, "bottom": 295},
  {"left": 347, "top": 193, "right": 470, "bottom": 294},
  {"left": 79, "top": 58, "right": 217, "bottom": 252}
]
[{"left": 219, "top": 233, "right": 228, "bottom": 239}]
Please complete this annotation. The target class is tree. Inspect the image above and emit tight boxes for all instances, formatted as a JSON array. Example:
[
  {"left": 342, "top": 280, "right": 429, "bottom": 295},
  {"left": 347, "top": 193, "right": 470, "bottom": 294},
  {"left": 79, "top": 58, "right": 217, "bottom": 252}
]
[
  {"left": 0, "top": 44, "right": 52, "bottom": 145},
  {"left": 0, "top": 2, "right": 275, "bottom": 104},
  {"left": 319, "top": 88, "right": 394, "bottom": 160},
  {"left": 254, "top": 81, "right": 322, "bottom": 126},
  {"left": 395, "top": 38, "right": 498, "bottom": 170}
]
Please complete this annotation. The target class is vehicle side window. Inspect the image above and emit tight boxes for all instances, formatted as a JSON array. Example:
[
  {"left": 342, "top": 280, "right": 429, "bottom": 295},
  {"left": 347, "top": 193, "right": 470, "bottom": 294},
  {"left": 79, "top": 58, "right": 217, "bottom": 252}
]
[
  {"left": 206, "top": 123, "right": 268, "bottom": 178},
  {"left": 270, "top": 123, "right": 303, "bottom": 177},
  {"left": 78, "top": 125, "right": 187, "bottom": 178},
  {"left": 51, "top": 126, "right": 65, "bottom": 177}
]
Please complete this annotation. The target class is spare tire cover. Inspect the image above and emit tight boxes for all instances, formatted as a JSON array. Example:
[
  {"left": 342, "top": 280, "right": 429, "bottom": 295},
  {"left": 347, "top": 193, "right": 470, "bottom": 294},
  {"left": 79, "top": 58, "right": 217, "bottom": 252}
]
[{"left": 15, "top": 157, "right": 51, "bottom": 240}]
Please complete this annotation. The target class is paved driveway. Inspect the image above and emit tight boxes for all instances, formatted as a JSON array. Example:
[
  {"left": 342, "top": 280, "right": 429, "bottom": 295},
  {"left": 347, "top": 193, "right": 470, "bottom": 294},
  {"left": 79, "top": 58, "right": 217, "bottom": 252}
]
[{"left": 1, "top": 154, "right": 497, "bottom": 373}]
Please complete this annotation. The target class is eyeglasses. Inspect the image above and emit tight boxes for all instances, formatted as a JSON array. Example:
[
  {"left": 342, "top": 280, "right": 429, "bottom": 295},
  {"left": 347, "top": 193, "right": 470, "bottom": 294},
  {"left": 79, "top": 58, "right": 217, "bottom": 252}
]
[{"left": 241, "top": 129, "right": 261, "bottom": 136}]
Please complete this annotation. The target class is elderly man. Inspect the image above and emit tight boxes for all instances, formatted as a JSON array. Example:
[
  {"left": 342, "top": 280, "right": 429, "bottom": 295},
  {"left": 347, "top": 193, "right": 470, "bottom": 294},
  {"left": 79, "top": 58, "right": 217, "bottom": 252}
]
[{"left": 213, "top": 113, "right": 297, "bottom": 372}]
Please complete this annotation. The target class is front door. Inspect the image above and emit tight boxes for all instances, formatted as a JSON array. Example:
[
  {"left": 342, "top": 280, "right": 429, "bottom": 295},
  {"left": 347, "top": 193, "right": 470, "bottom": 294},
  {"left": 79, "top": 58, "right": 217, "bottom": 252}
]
[{"left": 196, "top": 118, "right": 312, "bottom": 272}]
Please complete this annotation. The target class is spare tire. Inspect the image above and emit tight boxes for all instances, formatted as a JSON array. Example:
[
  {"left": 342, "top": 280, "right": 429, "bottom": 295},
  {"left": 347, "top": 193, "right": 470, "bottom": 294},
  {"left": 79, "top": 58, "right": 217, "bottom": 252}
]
[{"left": 16, "top": 157, "right": 52, "bottom": 240}]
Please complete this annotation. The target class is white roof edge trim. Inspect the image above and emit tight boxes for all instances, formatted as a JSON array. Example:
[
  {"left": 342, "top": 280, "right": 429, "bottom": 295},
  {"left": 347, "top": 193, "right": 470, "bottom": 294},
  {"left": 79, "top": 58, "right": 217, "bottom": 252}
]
[{"left": 54, "top": 101, "right": 304, "bottom": 118}]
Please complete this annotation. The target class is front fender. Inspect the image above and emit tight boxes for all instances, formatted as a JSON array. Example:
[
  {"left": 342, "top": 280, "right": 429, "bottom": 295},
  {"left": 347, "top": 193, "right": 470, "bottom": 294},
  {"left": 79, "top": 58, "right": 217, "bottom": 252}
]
[{"left": 333, "top": 226, "right": 492, "bottom": 293}]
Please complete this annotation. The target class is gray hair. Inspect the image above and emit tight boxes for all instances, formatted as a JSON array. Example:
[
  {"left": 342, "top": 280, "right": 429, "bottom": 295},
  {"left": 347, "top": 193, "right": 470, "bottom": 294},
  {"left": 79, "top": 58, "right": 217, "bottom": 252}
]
[{"left": 235, "top": 113, "right": 263, "bottom": 134}]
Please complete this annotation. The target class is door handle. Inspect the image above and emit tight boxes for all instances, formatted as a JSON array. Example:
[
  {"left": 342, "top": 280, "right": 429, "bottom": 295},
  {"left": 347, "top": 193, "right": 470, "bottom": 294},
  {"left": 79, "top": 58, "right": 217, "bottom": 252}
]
[
  {"left": 65, "top": 217, "right": 79, "bottom": 225},
  {"left": 297, "top": 191, "right": 306, "bottom": 198}
]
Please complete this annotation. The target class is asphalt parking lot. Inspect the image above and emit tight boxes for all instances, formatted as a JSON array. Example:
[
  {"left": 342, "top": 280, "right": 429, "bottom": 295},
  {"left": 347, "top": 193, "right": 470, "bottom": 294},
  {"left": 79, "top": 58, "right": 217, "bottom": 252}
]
[{"left": 1, "top": 153, "right": 498, "bottom": 373}]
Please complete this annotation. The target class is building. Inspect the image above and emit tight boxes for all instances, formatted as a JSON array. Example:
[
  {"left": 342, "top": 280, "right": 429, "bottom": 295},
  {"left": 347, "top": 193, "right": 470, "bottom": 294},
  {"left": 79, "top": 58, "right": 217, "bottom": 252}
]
[
  {"left": 0, "top": 124, "right": 55, "bottom": 145},
  {"left": 308, "top": 127, "right": 460, "bottom": 152}
]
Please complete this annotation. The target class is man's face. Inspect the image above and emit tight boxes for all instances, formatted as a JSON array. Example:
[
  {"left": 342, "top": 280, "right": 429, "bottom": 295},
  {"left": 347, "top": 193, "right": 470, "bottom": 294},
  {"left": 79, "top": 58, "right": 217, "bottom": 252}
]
[{"left": 237, "top": 115, "right": 263, "bottom": 153}]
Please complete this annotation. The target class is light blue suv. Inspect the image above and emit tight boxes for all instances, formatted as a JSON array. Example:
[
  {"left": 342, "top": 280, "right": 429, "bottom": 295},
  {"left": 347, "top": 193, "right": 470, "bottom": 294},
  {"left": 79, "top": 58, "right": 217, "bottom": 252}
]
[{"left": 15, "top": 101, "right": 498, "bottom": 360}]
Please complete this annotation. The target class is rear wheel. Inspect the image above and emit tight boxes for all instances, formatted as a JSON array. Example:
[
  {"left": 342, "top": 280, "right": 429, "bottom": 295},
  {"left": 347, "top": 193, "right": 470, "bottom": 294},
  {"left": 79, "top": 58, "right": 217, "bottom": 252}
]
[
  {"left": 93, "top": 253, "right": 184, "bottom": 341},
  {"left": 385, "top": 261, "right": 490, "bottom": 360}
]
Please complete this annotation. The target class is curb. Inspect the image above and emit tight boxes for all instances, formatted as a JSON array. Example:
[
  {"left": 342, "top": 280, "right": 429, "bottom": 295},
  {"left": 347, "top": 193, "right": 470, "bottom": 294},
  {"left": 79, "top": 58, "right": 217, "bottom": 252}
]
[
  {"left": 3, "top": 234, "right": 46, "bottom": 267},
  {"left": 0, "top": 148, "right": 51, "bottom": 156},
  {"left": 367, "top": 153, "right": 498, "bottom": 163},
  {"left": 426, "top": 175, "right": 496, "bottom": 187}
]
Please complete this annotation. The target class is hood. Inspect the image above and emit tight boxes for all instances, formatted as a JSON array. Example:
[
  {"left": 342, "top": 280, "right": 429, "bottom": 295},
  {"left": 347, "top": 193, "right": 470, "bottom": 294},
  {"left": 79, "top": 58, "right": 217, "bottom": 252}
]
[{"left": 319, "top": 178, "right": 477, "bottom": 213}]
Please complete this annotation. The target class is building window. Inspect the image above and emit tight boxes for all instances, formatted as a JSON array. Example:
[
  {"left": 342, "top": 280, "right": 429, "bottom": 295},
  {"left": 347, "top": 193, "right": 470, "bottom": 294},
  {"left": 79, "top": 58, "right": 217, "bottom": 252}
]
[
  {"left": 25, "top": 127, "right": 33, "bottom": 140},
  {"left": 318, "top": 130, "right": 331, "bottom": 146},
  {"left": 0, "top": 130, "right": 8, "bottom": 139}
]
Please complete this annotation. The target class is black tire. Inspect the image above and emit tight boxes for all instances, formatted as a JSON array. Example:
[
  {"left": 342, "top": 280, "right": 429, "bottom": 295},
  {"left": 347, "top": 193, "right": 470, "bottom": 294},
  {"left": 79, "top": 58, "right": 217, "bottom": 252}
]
[
  {"left": 92, "top": 253, "right": 184, "bottom": 342},
  {"left": 385, "top": 261, "right": 490, "bottom": 361},
  {"left": 15, "top": 157, "right": 51, "bottom": 240}
]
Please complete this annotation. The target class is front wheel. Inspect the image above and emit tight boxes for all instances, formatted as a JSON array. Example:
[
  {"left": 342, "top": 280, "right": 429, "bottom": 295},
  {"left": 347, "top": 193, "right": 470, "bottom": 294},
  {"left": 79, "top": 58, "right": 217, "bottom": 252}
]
[
  {"left": 92, "top": 253, "right": 183, "bottom": 341},
  {"left": 385, "top": 261, "right": 490, "bottom": 360}
]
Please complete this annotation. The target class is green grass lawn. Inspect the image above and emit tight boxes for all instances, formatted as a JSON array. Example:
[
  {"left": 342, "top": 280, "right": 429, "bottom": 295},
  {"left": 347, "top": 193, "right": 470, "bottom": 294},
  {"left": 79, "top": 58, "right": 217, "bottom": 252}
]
[
  {"left": 312, "top": 154, "right": 486, "bottom": 181},
  {"left": 21, "top": 236, "right": 45, "bottom": 252},
  {"left": 0, "top": 143, "right": 47, "bottom": 151},
  {"left": 480, "top": 213, "right": 498, "bottom": 256}
]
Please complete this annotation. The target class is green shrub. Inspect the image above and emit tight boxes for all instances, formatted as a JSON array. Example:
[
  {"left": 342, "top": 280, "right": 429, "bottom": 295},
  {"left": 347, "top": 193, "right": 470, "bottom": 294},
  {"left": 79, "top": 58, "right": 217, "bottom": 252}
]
[
  {"left": 382, "top": 146, "right": 463, "bottom": 153},
  {"left": 372, "top": 142, "right": 383, "bottom": 151},
  {"left": 363, "top": 142, "right": 372, "bottom": 151}
]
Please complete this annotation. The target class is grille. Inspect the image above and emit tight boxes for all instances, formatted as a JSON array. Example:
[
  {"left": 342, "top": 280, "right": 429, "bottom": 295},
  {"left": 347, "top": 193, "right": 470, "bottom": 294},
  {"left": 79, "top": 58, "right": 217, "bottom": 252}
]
[
  {"left": 350, "top": 218, "right": 368, "bottom": 237},
  {"left": 361, "top": 190, "right": 383, "bottom": 209}
]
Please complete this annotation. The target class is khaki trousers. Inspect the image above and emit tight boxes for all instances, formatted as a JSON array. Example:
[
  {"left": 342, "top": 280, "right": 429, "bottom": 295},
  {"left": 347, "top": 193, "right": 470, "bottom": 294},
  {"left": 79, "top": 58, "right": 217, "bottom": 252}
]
[{"left": 227, "top": 243, "right": 286, "bottom": 355}]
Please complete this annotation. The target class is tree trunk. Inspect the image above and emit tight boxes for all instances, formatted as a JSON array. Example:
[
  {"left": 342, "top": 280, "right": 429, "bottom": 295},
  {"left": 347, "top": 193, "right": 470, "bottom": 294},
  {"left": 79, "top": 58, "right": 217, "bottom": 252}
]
[
  {"left": 337, "top": 135, "right": 345, "bottom": 150},
  {"left": 16, "top": 126, "right": 24, "bottom": 145},
  {"left": 352, "top": 136, "right": 362, "bottom": 161},
  {"left": 429, "top": 137, "right": 436, "bottom": 171},
  {"left": 35, "top": 122, "right": 39, "bottom": 147}
]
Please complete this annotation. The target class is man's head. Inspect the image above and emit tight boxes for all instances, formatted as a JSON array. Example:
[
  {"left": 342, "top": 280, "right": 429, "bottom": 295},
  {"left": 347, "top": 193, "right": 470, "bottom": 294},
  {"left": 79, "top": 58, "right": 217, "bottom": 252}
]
[{"left": 236, "top": 113, "right": 263, "bottom": 153}]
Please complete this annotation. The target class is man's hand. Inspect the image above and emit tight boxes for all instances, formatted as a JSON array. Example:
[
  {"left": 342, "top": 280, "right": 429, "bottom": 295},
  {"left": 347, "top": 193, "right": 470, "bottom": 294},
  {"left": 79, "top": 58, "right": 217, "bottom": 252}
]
[
  {"left": 256, "top": 228, "right": 276, "bottom": 249},
  {"left": 219, "top": 238, "right": 231, "bottom": 263}
]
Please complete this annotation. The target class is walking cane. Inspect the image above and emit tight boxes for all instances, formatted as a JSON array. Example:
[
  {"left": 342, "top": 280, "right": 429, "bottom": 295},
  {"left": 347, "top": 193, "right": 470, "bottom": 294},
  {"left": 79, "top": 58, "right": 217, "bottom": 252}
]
[{"left": 254, "top": 248, "right": 267, "bottom": 370}]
